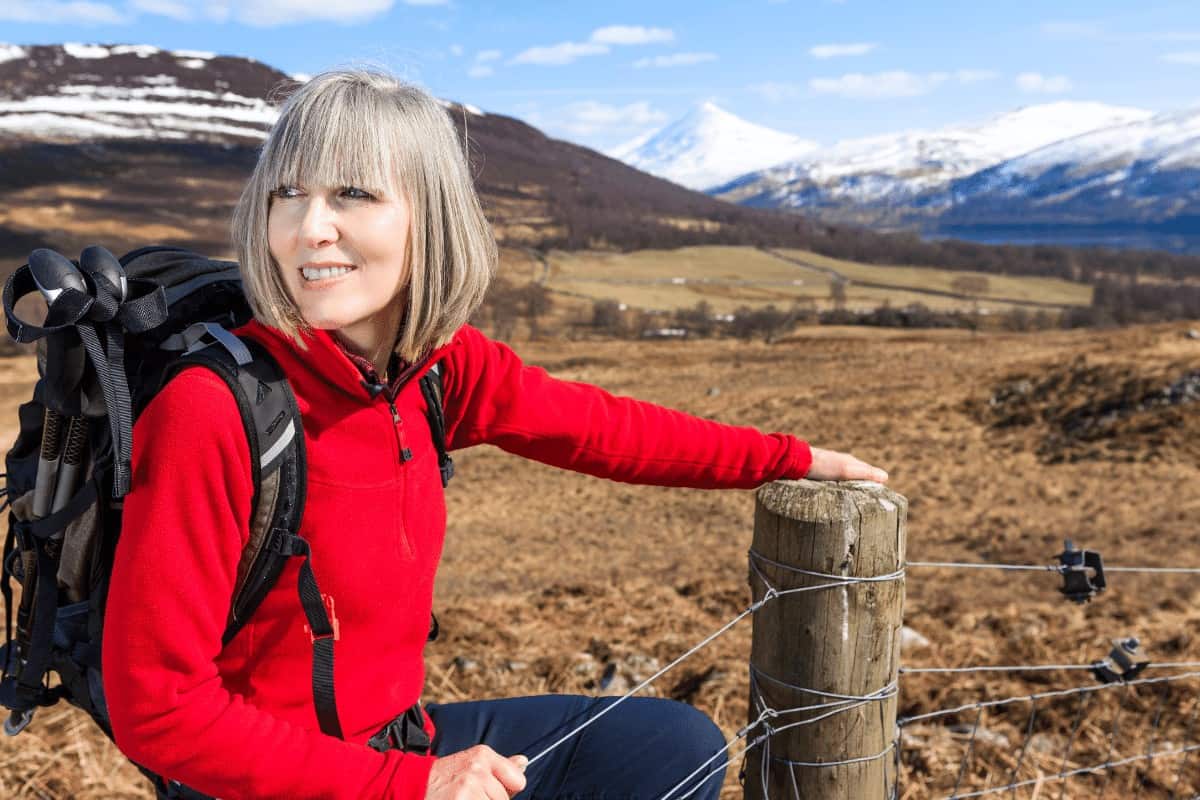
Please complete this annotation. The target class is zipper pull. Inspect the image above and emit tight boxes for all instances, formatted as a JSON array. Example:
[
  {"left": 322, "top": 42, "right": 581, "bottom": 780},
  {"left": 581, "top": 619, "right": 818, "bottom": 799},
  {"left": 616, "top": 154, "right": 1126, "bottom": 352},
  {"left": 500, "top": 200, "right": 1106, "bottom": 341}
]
[{"left": 389, "top": 402, "right": 413, "bottom": 462}]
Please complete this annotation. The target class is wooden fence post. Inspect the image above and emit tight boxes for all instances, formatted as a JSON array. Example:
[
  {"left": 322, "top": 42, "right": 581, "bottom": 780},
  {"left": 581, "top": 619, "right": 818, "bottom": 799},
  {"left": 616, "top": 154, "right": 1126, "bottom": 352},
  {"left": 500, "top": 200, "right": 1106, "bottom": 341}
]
[{"left": 743, "top": 479, "right": 907, "bottom": 800}]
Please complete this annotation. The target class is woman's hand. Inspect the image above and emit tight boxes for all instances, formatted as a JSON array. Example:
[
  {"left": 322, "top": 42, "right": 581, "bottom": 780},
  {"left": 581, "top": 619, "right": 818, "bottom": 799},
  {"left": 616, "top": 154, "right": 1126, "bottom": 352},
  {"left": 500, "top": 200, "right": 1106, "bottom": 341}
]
[
  {"left": 807, "top": 447, "right": 888, "bottom": 483},
  {"left": 425, "top": 746, "right": 527, "bottom": 800}
]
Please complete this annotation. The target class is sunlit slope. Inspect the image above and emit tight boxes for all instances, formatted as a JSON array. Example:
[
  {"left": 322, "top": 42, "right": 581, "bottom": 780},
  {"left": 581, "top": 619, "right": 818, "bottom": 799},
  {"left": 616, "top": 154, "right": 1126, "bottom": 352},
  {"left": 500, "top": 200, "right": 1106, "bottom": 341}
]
[{"left": 544, "top": 246, "right": 1093, "bottom": 313}]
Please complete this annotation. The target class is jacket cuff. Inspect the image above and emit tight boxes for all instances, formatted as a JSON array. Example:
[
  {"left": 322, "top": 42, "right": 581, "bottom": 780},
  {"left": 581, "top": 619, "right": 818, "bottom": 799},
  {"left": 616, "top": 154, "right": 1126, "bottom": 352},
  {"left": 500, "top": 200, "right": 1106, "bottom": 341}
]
[
  {"left": 787, "top": 438, "right": 813, "bottom": 479},
  {"left": 384, "top": 751, "right": 436, "bottom": 800}
]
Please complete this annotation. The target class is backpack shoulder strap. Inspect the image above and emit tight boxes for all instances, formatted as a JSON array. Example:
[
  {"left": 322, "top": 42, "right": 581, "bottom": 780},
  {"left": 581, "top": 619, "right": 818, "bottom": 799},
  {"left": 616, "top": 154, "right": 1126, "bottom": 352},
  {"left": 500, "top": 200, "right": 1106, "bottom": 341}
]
[
  {"left": 162, "top": 330, "right": 306, "bottom": 644},
  {"left": 163, "top": 328, "right": 346, "bottom": 739},
  {"left": 418, "top": 362, "right": 454, "bottom": 489}
]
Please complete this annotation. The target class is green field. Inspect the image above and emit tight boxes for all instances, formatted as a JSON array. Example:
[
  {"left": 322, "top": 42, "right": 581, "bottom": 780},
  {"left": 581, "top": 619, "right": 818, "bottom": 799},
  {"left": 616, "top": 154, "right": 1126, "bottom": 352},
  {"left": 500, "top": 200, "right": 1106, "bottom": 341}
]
[{"left": 543, "top": 246, "right": 1093, "bottom": 314}]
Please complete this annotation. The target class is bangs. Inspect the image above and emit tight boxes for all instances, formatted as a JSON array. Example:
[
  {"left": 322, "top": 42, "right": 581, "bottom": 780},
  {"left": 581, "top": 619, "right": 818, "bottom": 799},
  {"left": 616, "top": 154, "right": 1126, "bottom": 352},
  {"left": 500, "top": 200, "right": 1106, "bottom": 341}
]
[{"left": 263, "top": 81, "right": 406, "bottom": 199}]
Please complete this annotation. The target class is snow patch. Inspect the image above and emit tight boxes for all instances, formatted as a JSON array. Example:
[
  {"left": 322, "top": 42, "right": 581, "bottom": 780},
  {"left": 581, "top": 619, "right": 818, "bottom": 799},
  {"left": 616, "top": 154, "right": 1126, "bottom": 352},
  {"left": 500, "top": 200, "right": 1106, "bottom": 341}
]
[
  {"left": 0, "top": 95, "right": 278, "bottom": 127},
  {"left": 0, "top": 44, "right": 27, "bottom": 65},
  {"left": 57, "top": 84, "right": 268, "bottom": 108},
  {"left": 63, "top": 43, "right": 110, "bottom": 59},
  {"left": 110, "top": 45, "right": 160, "bottom": 58},
  {"left": 177, "top": 59, "right": 207, "bottom": 69},
  {"left": 436, "top": 98, "right": 484, "bottom": 117},
  {"left": 173, "top": 49, "right": 216, "bottom": 60},
  {"left": 136, "top": 75, "right": 178, "bottom": 86}
]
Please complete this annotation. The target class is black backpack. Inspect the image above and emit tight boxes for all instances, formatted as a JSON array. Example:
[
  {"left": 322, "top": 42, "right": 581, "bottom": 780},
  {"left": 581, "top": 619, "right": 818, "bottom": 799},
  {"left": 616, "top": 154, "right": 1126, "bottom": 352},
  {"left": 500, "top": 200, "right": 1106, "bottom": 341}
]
[{"left": 0, "top": 246, "right": 452, "bottom": 766}]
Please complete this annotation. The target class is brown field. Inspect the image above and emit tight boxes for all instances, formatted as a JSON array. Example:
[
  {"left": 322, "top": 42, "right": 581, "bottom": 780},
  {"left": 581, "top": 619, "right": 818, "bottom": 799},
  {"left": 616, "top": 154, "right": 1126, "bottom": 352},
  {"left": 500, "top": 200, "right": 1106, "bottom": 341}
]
[
  {"left": 544, "top": 247, "right": 1093, "bottom": 315},
  {"left": 2, "top": 321, "right": 1200, "bottom": 798}
]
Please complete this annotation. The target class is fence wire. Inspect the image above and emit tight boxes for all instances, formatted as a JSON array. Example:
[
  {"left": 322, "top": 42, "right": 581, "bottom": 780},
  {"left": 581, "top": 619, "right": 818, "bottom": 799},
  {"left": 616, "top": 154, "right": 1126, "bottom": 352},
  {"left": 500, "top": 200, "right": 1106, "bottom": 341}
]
[{"left": 516, "top": 541, "right": 1200, "bottom": 800}]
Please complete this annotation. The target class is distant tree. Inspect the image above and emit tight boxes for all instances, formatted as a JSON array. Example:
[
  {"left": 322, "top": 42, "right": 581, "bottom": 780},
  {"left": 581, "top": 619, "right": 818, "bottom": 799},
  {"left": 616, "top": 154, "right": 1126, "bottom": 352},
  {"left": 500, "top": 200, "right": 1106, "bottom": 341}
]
[
  {"left": 829, "top": 277, "right": 848, "bottom": 311},
  {"left": 591, "top": 299, "right": 624, "bottom": 336},
  {"left": 520, "top": 284, "right": 553, "bottom": 340}
]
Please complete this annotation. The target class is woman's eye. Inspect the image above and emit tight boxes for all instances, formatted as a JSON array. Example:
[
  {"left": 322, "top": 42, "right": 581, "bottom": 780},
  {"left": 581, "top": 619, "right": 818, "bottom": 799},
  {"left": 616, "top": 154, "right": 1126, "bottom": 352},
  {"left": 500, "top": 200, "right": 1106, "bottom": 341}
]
[
  {"left": 342, "top": 186, "right": 375, "bottom": 200},
  {"left": 270, "top": 186, "right": 301, "bottom": 199}
]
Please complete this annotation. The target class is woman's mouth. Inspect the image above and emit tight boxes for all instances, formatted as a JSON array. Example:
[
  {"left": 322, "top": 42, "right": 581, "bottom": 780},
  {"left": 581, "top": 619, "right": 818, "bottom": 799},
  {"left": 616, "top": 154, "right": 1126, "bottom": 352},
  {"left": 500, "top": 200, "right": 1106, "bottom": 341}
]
[{"left": 300, "top": 264, "right": 356, "bottom": 284}]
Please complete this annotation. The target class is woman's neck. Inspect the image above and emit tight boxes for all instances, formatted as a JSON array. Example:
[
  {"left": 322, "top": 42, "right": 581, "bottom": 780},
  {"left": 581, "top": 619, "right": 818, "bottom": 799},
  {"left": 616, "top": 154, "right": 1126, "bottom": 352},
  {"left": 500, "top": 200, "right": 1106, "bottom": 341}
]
[{"left": 332, "top": 318, "right": 399, "bottom": 379}]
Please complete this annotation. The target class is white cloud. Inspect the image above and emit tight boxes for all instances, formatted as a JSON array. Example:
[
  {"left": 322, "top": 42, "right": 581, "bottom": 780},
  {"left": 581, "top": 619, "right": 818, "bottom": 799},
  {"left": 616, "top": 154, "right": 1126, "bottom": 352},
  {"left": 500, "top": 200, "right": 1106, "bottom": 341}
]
[
  {"left": 1163, "top": 51, "right": 1200, "bottom": 65},
  {"left": 403, "top": 0, "right": 447, "bottom": 4},
  {"left": 467, "top": 64, "right": 493, "bottom": 78},
  {"left": 476, "top": 49, "right": 502, "bottom": 62},
  {"left": 0, "top": 1, "right": 127, "bottom": 24},
  {"left": 590, "top": 25, "right": 674, "bottom": 45},
  {"left": 809, "top": 42, "right": 875, "bottom": 59},
  {"left": 122, "top": 0, "right": 394, "bottom": 25},
  {"left": 553, "top": 99, "right": 668, "bottom": 137},
  {"left": 633, "top": 52, "right": 716, "bottom": 69},
  {"left": 807, "top": 69, "right": 997, "bottom": 99},
  {"left": 511, "top": 41, "right": 609, "bottom": 66},
  {"left": 238, "top": 0, "right": 394, "bottom": 25},
  {"left": 748, "top": 81, "right": 804, "bottom": 103},
  {"left": 1016, "top": 71, "right": 1072, "bottom": 93},
  {"left": 449, "top": 43, "right": 463, "bottom": 56},
  {"left": 810, "top": 70, "right": 948, "bottom": 99}
]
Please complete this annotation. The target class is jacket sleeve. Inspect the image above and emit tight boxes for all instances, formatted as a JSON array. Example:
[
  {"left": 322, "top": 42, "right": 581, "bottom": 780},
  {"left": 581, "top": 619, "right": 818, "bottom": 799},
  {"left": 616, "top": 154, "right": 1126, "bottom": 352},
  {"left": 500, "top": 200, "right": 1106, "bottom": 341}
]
[
  {"left": 441, "top": 326, "right": 811, "bottom": 488},
  {"left": 102, "top": 367, "right": 433, "bottom": 800}
]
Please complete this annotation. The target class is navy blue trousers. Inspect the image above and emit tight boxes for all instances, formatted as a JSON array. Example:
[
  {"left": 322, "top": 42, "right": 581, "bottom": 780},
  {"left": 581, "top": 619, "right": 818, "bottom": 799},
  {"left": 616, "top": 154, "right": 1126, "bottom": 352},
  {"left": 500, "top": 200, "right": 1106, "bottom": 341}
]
[{"left": 425, "top": 695, "right": 727, "bottom": 800}]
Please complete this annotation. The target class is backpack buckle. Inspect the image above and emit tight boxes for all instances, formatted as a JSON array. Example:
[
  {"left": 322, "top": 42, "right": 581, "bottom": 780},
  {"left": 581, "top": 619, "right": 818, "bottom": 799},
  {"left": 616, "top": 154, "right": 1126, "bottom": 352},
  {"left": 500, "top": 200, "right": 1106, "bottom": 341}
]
[
  {"left": 269, "top": 531, "right": 308, "bottom": 558},
  {"left": 3, "top": 708, "right": 33, "bottom": 736}
]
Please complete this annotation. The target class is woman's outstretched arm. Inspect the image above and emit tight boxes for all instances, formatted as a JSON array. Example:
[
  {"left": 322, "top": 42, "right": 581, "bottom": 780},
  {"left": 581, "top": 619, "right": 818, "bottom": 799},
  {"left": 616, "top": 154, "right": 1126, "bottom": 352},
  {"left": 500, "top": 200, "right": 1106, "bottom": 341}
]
[{"left": 441, "top": 325, "right": 885, "bottom": 488}]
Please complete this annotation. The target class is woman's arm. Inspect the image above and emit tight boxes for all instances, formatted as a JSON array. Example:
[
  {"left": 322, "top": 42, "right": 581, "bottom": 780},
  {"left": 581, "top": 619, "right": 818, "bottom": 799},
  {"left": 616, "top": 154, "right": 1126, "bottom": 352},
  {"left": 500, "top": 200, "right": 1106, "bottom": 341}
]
[
  {"left": 103, "top": 368, "right": 432, "bottom": 800},
  {"left": 441, "top": 326, "right": 881, "bottom": 489}
]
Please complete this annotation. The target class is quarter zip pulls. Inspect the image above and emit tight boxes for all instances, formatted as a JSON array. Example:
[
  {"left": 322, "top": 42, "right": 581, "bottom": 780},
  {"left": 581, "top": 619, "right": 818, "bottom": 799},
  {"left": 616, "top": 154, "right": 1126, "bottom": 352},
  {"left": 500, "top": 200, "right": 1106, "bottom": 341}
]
[{"left": 334, "top": 339, "right": 408, "bottom": 403}]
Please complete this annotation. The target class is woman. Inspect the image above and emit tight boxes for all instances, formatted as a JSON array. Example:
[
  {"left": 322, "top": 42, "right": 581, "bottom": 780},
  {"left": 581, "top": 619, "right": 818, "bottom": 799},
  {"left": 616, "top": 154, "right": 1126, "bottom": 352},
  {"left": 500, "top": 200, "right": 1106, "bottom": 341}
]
[{"left": 102, "top": 70, "right": 887, "bottom": 800}]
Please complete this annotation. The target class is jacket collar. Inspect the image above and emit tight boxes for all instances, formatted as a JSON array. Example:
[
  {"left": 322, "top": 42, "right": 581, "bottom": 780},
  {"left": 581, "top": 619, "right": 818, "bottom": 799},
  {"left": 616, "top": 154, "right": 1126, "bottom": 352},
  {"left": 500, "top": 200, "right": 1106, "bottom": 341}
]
[{"left": 237, "top": 318, "right": 452, "bottom": 403}]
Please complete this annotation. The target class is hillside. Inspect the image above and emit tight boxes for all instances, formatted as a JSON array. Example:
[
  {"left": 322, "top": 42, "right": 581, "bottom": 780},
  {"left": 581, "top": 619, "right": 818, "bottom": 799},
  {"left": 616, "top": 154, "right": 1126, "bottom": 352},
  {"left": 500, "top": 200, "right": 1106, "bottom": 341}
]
[{"left": 4, "top": 44, "right": 1200, "bottom": 294}]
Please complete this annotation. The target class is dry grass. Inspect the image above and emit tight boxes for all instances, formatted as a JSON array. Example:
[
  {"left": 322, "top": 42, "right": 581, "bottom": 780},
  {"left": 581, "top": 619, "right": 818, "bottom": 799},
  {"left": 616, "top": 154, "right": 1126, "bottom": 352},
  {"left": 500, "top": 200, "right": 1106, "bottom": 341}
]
[
  {"left": 2, "top": 322, "right": 1200, "bottom": 797},
  {"left": 543, "top": 246, "right": 1091, "bottom": 314},
  {"left": 777, "top": 249, "right": 1093, "bottom": 308}
]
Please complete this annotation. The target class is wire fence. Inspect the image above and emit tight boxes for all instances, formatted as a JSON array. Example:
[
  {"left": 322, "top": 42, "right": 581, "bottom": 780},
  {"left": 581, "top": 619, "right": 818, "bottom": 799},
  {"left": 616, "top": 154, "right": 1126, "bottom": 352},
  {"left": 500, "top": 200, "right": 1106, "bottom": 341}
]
[{"left": 508, "top": 533, "right": 1200, "bottom": 800}]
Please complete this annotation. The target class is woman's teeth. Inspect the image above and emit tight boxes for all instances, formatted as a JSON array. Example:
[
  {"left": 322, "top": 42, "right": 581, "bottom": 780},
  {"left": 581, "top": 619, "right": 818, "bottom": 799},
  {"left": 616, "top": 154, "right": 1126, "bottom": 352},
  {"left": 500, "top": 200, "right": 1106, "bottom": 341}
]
[{"left": 302, "top": 265, "right": 354, "bottom": 282}]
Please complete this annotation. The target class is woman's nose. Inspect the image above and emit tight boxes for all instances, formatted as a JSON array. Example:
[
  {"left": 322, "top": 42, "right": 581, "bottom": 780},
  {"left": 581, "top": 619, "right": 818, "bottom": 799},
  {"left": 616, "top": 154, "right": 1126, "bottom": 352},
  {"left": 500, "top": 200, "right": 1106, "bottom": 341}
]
[{"left": 299, "top": 197, "right": 339, "bottom": 247}]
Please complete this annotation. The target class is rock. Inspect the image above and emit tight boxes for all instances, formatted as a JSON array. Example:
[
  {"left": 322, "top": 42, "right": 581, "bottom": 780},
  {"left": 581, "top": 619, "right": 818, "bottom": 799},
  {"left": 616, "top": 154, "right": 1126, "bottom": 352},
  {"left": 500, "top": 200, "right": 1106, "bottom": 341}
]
[
  {"left": 1027, "top": 733, "right": 1060, "bottom": 754},
  {"left": 901, "top": 626, "right": 931, "bottom": 651},
  {"left": 451, "top": 656, "right": 479, "bottom": 673},
  {"left": 1186, "top": 329, "right": 1200, "bottom": 340},
  {"left": 706, "top": 386, "right": 721, "bottom": 397},
  {"left": 950, "top": 724, "right": 1009, "bottom": 750},
  {"left": 505, "top": 660, "right": 528, "bottom": 672}
]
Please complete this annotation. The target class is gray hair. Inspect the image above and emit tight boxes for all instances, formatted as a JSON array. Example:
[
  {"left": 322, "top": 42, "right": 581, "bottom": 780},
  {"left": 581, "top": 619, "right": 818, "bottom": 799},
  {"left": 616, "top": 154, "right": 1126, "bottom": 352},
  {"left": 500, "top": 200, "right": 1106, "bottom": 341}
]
[{"left": 232, "top": 69, "right": 496, "bottom": 361}]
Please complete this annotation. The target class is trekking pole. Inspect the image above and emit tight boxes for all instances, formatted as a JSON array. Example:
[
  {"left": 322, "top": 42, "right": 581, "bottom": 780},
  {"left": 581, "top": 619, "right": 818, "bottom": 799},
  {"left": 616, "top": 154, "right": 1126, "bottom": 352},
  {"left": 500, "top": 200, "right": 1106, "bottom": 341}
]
[
  {"left": 5, "top": 250, "right": 90, "bottom": 736},
  {"left": 27, "top": 251, "right": 89, "bottom": 517},
  {"left": 50, "top": 247, "right": 128, "bottom": 514}
]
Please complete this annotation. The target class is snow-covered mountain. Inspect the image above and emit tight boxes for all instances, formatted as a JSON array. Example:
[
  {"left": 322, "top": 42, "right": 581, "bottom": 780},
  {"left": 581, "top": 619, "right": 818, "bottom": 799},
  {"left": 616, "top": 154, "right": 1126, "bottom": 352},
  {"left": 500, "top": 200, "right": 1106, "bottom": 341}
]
[
  {"left": 710, "top": 102, "right": 1154, "bottom": 223},
  {"left": 931, "top": 107, "right": 1200, "bottom": 226},
  {"left": 607, "top": 101, "right": 818, "bottom": 191},
  {"left": 0, "top": 43, "right": 292, "bottom": 143},
  {"left": 0, "top": 43, "right": 486, "bottom": 146}
]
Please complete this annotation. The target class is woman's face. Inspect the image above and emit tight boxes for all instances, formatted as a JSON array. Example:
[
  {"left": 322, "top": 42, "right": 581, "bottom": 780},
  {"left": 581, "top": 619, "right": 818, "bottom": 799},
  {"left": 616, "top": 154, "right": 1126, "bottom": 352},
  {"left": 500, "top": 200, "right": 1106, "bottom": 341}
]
[{"left": 267, "top": 180, "right": 412, "bottom": 348}]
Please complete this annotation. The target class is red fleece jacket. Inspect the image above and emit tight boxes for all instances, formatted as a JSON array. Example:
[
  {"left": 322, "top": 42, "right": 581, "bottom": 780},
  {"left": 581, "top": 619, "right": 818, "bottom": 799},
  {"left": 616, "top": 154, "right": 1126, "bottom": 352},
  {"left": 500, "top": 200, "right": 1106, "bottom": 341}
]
[{"left": 102, "top": 320, "right": 812, "bottom": 800}]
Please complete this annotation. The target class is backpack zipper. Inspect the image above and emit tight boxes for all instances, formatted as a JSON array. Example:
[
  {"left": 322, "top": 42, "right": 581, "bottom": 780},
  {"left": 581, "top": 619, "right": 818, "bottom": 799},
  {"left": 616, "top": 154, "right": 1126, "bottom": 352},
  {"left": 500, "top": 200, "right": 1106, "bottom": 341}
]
[{"left": 388, "top": 401, "right": 413, "bottom": 463}]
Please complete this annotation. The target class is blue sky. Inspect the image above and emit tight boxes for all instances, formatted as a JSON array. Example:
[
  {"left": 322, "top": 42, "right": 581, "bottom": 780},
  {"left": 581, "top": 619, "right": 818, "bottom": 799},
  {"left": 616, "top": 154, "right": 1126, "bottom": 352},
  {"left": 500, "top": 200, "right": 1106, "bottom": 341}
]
[{"left": 3, "top": 0, "right": 1200, "bottom": 152}]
